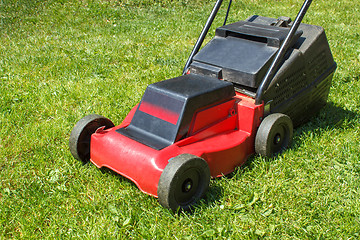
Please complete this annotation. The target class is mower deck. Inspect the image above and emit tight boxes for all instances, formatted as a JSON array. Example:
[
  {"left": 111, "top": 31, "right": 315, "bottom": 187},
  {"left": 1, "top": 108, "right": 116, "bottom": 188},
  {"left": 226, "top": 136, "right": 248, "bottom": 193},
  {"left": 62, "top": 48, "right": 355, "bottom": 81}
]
[{"left": 90, "top": 90, "right": 263, "bottom": 197}]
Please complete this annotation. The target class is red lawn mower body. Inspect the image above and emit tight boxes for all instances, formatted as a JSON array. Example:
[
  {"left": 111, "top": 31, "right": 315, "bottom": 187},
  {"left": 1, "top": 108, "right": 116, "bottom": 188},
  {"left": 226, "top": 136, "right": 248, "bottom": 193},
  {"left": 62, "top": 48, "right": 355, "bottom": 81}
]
[
  {"left": 69, "top": 0, "right": 336, "bottom": 211},
  {"left": 90, "top": 91, "right": 263, "bottom": 197}
]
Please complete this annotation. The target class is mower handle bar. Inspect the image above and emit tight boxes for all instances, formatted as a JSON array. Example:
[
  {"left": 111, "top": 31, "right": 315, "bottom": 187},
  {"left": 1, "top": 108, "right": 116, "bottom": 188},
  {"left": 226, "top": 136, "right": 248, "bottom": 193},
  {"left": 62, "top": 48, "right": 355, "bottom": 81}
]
[
  {"left": 182, "top": 0, "right": 224, "bottom": 75},
  {"left": 182, "top": 0, "right": 313, "bottom": 105},
  {"left": 254, "top": 0, "right": 313, "bottom": 105}
]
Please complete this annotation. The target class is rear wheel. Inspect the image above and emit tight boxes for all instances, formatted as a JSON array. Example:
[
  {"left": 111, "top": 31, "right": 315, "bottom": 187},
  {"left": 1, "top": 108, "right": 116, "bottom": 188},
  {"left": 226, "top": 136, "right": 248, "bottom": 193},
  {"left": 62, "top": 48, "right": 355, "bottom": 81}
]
[
  {"left": 255, "top": 113, "right": 293, "bottom": 157},
  {"left": 158, "top": 154, "right": 210, "bottom": 212},
  {"left": 69, "top": 114, "right": 114, "bottom": 163}
]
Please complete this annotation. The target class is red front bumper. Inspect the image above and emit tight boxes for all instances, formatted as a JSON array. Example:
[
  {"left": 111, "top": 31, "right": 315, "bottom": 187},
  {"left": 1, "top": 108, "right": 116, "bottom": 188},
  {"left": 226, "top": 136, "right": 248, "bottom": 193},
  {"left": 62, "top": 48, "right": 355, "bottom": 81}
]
[{"left": 90, "top": 126, "right": 185, "bottom": 197}]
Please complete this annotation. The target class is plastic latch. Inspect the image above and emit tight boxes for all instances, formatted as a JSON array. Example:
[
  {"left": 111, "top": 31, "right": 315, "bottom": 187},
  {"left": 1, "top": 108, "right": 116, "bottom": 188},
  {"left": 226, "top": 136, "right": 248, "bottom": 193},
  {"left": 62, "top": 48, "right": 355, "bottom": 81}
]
[{"left": 274, "top": 16, "right": 292, "bottom": 27}]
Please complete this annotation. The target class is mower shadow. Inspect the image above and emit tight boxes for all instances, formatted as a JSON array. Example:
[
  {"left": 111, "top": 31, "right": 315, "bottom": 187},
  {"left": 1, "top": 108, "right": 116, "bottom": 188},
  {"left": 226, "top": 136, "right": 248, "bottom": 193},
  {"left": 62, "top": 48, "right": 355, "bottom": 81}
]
[
  {"left": 233, "top": 102, "right": 359, "bottom": 173},
  {"left": 99, "top": 167, "right": 138, "bottom": 187},
  {"left": 99, "top": 166, "right": 225, "bottom": 213},
  {"left": 291, "top": 102, "right": 359, "bottom": 142}
]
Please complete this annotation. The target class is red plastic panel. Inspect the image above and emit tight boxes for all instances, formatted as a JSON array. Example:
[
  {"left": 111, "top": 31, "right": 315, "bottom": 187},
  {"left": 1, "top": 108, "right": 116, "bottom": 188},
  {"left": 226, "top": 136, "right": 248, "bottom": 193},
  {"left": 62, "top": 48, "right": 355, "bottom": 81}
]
[
  {"left": 180, "top": 129, "right": 250, "bottom": 176},
  {"left": 178, "top": 92, "right": 263, "bottom": 177},
  {"left": 189, "top": 99, "right": 236, "bottom": 135},
  {"left": 177, "top": 115, "right": 238, "bottom": 147},
  {"left": 236, "top": 93, "right": 263, "bottom": 134}
]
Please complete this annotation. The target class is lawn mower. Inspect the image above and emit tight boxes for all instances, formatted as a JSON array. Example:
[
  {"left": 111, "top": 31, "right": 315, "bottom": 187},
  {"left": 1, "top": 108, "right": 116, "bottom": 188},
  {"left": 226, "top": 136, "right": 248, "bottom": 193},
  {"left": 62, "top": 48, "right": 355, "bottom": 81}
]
[{"left": 69, "top": 0, "right": 336, "bottom": 212}]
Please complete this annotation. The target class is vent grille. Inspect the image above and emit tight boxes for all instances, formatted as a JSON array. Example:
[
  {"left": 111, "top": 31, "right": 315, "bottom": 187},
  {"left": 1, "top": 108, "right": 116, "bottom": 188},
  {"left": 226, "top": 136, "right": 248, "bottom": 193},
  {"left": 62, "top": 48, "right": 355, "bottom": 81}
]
[
  {"left": 308, "top": 51, "right": 328, "bottom": 79},
  {"left": 272, "top": 66, "right": 306, "bottom": 106}
]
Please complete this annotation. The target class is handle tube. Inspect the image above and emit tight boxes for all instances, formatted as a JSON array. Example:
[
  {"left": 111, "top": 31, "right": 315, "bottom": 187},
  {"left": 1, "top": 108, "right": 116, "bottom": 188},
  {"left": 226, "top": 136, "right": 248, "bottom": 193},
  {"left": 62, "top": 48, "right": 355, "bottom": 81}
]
[
  {"left": 182, "top": 0, "right": 224, "bottom": 75},
  {"left": 223, "top": 0, "right": 233, "bottom": 26}
]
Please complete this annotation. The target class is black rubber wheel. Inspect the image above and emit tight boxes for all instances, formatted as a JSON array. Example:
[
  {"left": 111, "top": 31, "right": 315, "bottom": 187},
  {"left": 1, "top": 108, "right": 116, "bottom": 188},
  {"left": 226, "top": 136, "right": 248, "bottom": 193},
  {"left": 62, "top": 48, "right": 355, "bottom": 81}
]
[
  {"left": 255, "top": 113, "right": 293, "bottom": 157},
  {"left": 157, "top": 154, "right": 210, "bottom": 212},
  {"left": 69, "top": 114, "right": 114, "bottom": 163}
]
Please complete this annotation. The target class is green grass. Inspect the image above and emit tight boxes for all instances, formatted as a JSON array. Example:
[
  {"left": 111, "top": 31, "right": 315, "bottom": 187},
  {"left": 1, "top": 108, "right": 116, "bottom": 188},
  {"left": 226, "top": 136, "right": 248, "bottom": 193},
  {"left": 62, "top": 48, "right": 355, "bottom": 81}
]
[{"left": 1, "top": 0, "right": 359, "bottom": 238}]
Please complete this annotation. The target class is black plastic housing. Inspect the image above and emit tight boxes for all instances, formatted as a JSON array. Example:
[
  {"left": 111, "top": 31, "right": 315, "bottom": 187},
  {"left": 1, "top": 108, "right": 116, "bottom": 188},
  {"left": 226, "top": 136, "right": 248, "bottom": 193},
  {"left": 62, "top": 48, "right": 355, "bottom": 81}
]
[
  {"left": 190, "top": 15, "right": 336, "bottom": 126},
  {"left": 117, "top": 74, "right": 235, "bottom": 150}
]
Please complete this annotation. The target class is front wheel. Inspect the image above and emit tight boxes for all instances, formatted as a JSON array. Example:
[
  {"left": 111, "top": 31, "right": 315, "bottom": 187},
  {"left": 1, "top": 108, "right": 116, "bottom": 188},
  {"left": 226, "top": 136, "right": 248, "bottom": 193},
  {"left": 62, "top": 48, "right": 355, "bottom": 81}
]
[
  {"left": 255, "top": 113, "right": 293, "bottom": 157},
  {"left": 69, "top": 114, "right": 114, "bottom": 163},
  {"left": 157, "top": 154, "right": 210, "bottom": 212}
]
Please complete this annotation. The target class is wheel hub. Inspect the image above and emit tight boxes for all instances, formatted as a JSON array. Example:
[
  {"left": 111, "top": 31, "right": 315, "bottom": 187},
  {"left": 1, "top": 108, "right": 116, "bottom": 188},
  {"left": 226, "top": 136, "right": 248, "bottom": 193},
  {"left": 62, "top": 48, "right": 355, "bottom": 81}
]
[
  {"left": 182, "top": 179, "right": 193, "bottom": 193},
  {"left": 274, "top": 133, "right": 281, "bottom": 145}
]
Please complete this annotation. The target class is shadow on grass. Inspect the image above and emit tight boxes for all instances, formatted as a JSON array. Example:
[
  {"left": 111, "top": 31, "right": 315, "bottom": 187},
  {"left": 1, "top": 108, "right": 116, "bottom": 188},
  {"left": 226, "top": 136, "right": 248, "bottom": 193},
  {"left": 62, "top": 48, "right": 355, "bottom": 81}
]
[
  {"left": 293, "top": 102, "right": 359, "bottom": 136},
  {"left": 99, "top": 167, "right": 138, "bottom": 187},
  {"left": 218, "top": 101, "right": 360, "bottom": 177},
  {"left": 97, "top": 165, "right": 225, "bottom": 214}
]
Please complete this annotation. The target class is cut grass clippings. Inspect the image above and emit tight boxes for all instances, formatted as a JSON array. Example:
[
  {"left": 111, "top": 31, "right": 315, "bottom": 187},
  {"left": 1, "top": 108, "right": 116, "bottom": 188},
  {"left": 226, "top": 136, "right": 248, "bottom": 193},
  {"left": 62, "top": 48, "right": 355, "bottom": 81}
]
[{"left": 1, "top": 0, "right": 359, "bottom": 238}]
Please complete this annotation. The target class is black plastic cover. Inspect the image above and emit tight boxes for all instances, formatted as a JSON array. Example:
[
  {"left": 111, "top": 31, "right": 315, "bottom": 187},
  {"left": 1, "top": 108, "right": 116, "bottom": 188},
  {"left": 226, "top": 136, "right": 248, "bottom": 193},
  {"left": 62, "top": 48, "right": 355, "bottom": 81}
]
[
  {"left": 117, "top": 74, "right": 235, "bottom": 150},
  {"left": 191, "top": 18, "right": 302, "bottom": 88},
  {"left": 190, "top": 15, "right": 336, "bottom": 126}
]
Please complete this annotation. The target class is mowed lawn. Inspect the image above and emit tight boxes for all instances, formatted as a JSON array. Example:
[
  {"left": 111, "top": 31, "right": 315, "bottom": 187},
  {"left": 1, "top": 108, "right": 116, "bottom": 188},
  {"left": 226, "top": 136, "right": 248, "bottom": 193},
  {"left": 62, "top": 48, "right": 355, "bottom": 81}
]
[{"left": 1, "top": 0, "right": 359, "bottom": 238}]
